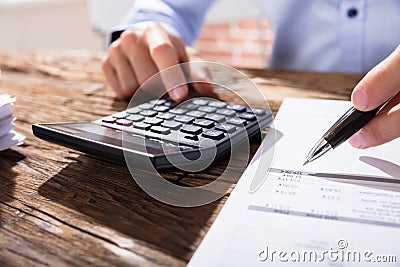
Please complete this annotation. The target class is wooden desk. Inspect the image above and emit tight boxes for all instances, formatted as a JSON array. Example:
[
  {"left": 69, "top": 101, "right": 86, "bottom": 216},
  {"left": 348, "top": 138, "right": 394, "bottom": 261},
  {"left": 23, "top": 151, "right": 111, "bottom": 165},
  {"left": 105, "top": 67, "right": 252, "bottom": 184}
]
[{"left": 0, "top": 50, "right": 363, "bottom": 266}]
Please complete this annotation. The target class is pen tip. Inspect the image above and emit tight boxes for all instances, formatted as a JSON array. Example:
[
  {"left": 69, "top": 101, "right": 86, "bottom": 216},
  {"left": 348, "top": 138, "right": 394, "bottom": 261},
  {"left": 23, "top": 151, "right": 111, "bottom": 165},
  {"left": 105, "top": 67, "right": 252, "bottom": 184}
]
[{"left": 303, "top": 160, "right": 309, "bottom": 166}]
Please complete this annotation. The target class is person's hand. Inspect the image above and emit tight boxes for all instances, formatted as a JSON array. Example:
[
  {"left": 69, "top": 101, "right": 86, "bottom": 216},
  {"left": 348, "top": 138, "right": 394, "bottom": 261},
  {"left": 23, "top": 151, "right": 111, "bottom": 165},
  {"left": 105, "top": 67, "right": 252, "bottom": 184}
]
[
  {"left": 349, "top": 45, "right": 400, "bottom": 149},
  {"left": 102, "top": 23, "right": 213, "bottom": 101}
]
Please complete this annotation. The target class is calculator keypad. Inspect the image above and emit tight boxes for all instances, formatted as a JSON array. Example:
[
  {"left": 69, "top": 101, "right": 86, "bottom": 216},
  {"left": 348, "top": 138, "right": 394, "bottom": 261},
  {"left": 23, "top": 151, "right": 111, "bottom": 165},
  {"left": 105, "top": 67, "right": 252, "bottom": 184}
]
[{"left": 100, "top": 98, "right": 271, "bottom": 148}]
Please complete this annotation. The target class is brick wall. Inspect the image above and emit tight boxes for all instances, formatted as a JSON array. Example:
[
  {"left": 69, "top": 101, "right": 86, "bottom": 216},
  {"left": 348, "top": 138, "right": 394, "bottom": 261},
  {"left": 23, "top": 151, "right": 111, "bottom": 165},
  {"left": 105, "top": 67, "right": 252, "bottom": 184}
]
[{"left": 193, "top": 18, "right": 273, "bottom": 69}]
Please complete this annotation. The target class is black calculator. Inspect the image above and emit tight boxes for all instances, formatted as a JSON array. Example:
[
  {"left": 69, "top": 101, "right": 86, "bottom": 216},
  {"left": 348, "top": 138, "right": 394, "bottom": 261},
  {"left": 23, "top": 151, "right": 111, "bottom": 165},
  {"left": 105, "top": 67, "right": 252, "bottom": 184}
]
[{"left": 33, "top": 97, "right": 273, "bottom": 171}]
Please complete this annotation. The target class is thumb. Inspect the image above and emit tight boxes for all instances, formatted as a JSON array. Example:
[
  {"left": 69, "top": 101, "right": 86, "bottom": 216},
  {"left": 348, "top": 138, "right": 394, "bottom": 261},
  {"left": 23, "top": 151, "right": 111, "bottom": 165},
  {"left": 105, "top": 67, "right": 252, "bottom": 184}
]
[{"left": 351, "top": 45, "right": 400, "bottom": 111}]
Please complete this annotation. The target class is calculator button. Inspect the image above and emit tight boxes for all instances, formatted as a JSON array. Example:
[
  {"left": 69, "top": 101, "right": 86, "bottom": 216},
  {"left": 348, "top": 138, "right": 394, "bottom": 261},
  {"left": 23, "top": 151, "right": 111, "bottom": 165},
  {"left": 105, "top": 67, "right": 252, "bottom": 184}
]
[
  {"left": 208, "top": 101, "right": 226, "bottom": 108},
  {"left": 126, "top": 107, "right": 141, "bottom": 114},
  {"left": 205, "top": 114, "right": 225, "bottom": 123},
  {"left": 192, "top": 99, "right": 208, "bottom": 105},
  {"left": 215, "top": 124, "right": 236, "bottom": 133},
  {"left": 112, "top": 111, "right": 128, "bottom": 119},
  {"left": 157, "top": 113, "right": 175, "bottom": 120},
  {"left": 138, "top": 103, "right": 153, "bottom": 110},
  {"left": 150, "top": 99, "right": 166, "bottom": 105},
  {"left": 102, "top": 117, "right": 117, "bottom": 123},
  {"left": 247, "top": 107, "right": 266, "bottom": 116},
  {"left": 143, "top": 117, "right": 163, "bottom": 126},
  {"left": 151, "top": 126, "right": 171, "bottom": 135},
  {"left": 169, "top": 108, "right": 188, "bottom": 115},
  {"left": 181, "top": 125, "right": 202, "bottom": 135},
  {"left": 163, "top": 100, "right": 178, "bottom": 108},
  {"left": 187, "top": 111, "right": 206, "bottom": 118},
  {"left": 253, "top": 109, "right": 266, "bottom": 116},
  {"left": 140, "top": 110, "right": 158, "bottom": 117},
  {"left": 193, "top": 119, "right": 215, "bottom": 128},
  {"left": 202, "top": 130, "right": 225, "bottom": 140},
  {"left": 239, "top": 113, "right": 257, "bottom": 121},
  {"left": 182, "top": 103, "right": 199, "bottom": 110},
  {"left": 226, "top": 118, "right": 247, "bottom": 126},
  {"left": 116, "top": 119, "right": 133, "bottom": 126},
  {"left": 174, "top": 115, "right": 194, "bottom": 124},
  {"left": 217, "top": 109, "right": 236, "bottom": 117},
  {"left": 184, "top": 134, "right": 199, "bottom": 141},
  {"left": 126, "top": 114, "right": 144, "bottom": 122},
  {"left": 198, "top": 106, "right": 217, "bottom": 113},
  {"left": 227, "top": 104, "right": 246, "bottom": 112},
  {"left": 162, "top": 120, "right": 182, "bottom": 130},
  {"left": 153, "top": 105, "right": 170, "bottom": 112},
  {"left": 132, "top": 122, "right": 151, "bottom": 130}
]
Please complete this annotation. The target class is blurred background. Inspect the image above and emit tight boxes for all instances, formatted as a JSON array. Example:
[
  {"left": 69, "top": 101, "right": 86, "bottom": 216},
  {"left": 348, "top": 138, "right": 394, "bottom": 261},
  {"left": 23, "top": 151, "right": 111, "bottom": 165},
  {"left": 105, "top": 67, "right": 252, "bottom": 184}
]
[{"left": 0, "top": 0, "right": 273, "bottom": 68}]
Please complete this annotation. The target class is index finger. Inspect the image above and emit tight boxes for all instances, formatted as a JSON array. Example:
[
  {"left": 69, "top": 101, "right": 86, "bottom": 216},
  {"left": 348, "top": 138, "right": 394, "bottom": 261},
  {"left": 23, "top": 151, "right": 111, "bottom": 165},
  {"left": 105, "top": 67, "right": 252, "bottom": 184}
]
[
  {"left": 145, "top": 25, "right": 189, "bottom": 102},
  {"left": 352, "top": 45, "right": 400, "bottom": 111}
]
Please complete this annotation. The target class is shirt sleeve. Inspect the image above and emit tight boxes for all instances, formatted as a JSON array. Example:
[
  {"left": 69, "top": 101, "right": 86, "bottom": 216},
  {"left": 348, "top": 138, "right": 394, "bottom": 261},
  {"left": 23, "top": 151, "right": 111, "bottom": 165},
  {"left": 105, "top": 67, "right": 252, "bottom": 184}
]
[{"left": 109, "top": 0, "right": 215, "bottom": 46}]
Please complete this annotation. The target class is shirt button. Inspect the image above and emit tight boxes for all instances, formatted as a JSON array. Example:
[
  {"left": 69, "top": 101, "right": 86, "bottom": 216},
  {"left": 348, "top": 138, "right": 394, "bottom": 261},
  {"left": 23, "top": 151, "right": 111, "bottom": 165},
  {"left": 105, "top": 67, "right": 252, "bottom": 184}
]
[{"left": 347, "top": 8, "right": 358, "bottom": 18}]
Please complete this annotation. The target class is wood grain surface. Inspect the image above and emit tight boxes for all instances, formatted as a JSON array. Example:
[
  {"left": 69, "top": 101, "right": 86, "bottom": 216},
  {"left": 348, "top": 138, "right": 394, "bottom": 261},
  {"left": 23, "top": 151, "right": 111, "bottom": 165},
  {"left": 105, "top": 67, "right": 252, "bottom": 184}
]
[{"left": 0, "top": 50, "right": 364, "bottom": 267}]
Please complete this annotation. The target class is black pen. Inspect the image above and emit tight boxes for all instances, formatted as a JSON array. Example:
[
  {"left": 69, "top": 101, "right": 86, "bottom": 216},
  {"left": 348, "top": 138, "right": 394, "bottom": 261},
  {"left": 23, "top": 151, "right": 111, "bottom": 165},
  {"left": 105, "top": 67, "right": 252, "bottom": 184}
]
[{"left": 304, "top": 101, "right": 389, "bottom": 165}]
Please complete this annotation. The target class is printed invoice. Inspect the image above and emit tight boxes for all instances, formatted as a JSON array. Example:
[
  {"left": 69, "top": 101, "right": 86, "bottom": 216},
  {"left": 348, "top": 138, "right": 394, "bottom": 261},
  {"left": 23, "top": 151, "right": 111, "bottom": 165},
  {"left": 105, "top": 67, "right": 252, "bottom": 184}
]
[{"left": 189, "top": 98, "right": 400, "bottom": 267}]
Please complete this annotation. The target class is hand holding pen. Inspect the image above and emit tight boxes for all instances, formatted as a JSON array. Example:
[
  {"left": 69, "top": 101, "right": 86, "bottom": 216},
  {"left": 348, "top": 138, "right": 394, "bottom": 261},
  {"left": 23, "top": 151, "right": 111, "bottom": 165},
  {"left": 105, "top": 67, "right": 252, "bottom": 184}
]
[
  {"left": 348, "top": 46, "right": 400, "bottom": 149},
  {"left": 305, "top": 46, "right": 400, "bottom": 164}
]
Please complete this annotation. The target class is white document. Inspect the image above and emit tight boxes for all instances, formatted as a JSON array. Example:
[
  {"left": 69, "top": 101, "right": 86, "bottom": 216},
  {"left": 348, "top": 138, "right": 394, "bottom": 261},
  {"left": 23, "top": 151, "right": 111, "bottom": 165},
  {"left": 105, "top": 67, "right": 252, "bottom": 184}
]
[
  {"left": 189, "top": 98, "right": 400, "bottom": 267},
  {"left": 0, "top": 94, "right": 25, "bottom": 152}
]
